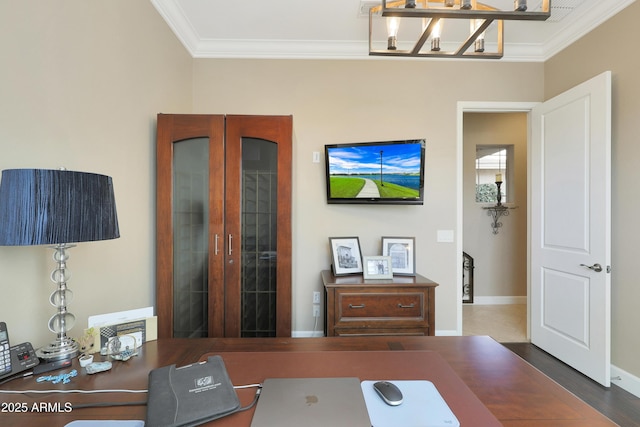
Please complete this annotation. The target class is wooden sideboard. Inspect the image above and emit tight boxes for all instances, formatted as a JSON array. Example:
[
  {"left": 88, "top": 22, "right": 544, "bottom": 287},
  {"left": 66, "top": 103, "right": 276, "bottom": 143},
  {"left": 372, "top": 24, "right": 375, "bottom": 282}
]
[{"left": 321, "top": 270, "right": 437, "bottom": 336}]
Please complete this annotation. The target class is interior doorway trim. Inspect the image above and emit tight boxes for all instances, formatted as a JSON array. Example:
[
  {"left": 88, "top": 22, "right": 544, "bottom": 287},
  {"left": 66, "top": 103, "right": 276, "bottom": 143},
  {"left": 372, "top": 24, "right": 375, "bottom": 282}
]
[{"left": 456, "top": 101, "right": 539, "bottom": 336}]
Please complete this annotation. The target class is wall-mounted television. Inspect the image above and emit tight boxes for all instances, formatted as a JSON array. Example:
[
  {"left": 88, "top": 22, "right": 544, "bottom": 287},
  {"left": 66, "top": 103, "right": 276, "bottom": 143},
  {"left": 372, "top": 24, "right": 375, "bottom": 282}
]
[{"left": 325, "top": 139, "right": 425, "bottom": 205}]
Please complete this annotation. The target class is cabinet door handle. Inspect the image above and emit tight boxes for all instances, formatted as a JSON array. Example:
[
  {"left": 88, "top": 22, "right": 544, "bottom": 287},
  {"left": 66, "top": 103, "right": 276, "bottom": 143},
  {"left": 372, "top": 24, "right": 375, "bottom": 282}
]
[
  {"left": 214, "top": 234, "right": 219, "bottom": 256},
  {"left": 348, "top": 304, "right": 366, "bottom": 309},
  {"left": 398, "top": 303, "right": 415, "bottom": 309},
  {"left": 228, "top": 234, "right": 233, "bottom": 256}
]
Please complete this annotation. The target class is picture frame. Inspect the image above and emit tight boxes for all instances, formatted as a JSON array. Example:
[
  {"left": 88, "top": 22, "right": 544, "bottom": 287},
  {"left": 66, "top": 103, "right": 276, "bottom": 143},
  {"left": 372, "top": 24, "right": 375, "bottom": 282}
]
[
  {"left": 381, "top": 236, "right": 416, "bottom": 276},
  {"left": 329, "top": 237, "right": 363, "bottom": 276},
  {"left": 362, "top": 256, "right": 393, "bottom": 280}
]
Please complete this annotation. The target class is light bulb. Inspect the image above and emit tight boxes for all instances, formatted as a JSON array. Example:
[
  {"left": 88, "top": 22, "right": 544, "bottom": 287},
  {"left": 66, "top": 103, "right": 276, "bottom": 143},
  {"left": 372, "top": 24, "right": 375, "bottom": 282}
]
[
  {"left": 471, "top": 19, "right": 485, "bottom": 52},
  {"left": 432, "top": 19, "right": 442, "bottom": 38},
  {"left": 515, "top": 0, "right": 527, "bottom": 11},
  {"left": 387, "top": 17, "right": 400, "bottom": 50},
  {"left": 431, "top": 19, "right": 442, "bottom": 51}
]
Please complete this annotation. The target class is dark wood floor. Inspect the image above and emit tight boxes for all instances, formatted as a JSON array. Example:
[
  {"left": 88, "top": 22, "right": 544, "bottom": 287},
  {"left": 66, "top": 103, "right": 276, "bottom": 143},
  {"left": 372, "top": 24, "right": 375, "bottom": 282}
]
[{"left": 503, "top": 343, "right": 640, "bottom": 427}]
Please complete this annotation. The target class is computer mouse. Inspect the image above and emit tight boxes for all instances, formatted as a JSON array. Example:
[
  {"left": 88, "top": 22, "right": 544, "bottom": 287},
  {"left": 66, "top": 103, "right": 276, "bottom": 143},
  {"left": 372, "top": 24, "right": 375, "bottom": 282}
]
[{"left": 373, "top": 381, "right": 403, "bottom": 406}]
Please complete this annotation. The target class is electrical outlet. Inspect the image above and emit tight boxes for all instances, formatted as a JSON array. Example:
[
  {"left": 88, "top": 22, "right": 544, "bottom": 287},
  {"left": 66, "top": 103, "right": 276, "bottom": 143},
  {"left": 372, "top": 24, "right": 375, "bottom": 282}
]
[
  {"left": 313, "top": 305, "right": 320, "bottom": 317},
  {"left": 313, "top": 291, "right": 321, "bottom": 304}
]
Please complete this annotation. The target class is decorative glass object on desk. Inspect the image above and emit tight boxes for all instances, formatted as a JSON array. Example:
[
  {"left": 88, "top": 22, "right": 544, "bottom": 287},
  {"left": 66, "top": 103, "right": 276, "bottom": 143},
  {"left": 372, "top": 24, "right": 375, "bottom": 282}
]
[{"left": 103, "top": 334, "right": 138, "bottom": 361}]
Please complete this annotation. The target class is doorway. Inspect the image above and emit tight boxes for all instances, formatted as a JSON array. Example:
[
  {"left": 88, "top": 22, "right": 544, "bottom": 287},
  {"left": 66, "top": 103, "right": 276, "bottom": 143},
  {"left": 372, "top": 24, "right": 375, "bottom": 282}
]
[
  {"left": 456, "top": 103, "right": 538, "bottom": 341},
  {"left": 458, "top": 73, "right": 612, "bottom": 384}
]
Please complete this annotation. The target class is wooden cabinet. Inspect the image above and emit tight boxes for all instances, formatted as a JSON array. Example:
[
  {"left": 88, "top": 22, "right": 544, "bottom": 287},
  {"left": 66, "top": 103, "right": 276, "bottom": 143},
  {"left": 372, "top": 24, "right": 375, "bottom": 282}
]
[
  {"left": 321, "top": 270, "right": 437, "bottom": 336},
  {"left": 157, "top": 114, "right": 292, "bottom": 338}
]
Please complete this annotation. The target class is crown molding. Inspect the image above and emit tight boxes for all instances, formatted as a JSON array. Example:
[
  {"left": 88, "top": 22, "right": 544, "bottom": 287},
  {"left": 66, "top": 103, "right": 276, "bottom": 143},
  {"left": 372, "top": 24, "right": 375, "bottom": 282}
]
[
  {"left": 152, "top": 0, "right": 636, "bottom": 62},
  {"left": 187, "top": 40, "right": 549, "bottom": 62},
  {"left": 540, "top": 0, "right": 636, "bottom": 61},
  {"left": 151, "top": 0, "right": 200, "bottom": 56},
  {"left": 192, "top": 39, "right": 369, "bottom": 60}
]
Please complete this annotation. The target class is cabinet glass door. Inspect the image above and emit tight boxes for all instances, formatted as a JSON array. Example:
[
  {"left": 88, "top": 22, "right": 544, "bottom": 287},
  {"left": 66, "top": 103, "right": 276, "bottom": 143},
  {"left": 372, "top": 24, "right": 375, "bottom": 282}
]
[
  {"left": 224, "top": 115, "right": 292, "bottom": 338},
  {"left": 172, "top": 138, "right": 209, "bottom": 337},
  {"left": 241, "top": 138, "right": 278, "bottom": 336},
  {"left": 157, "top": 113, "right": 225, "bottom": 339}
]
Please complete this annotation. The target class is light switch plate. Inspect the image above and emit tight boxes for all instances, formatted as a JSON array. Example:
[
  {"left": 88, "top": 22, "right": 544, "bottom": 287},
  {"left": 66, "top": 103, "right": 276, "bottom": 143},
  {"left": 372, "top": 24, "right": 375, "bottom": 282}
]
[{"left": 437, "top": 230, "right": 454, "bottom": 243}]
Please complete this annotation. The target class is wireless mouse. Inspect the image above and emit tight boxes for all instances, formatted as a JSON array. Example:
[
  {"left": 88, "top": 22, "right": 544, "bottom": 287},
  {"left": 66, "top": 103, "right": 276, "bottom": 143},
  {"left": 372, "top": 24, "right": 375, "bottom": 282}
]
[{"left": 373, "top": 381, "right": 403, "bottom": 406}]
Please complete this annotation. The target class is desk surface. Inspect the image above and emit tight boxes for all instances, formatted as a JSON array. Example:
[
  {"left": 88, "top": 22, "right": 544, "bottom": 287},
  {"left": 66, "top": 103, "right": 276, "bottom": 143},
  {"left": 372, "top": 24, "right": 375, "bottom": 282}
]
[{"left": 0, "top": 336, "right": 616, "bottom": 427}]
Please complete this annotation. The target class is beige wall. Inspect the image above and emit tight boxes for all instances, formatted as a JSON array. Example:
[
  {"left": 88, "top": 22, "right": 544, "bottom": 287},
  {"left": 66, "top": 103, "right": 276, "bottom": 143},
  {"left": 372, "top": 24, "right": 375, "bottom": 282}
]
[
  {"left": 463, "top": 113, "right": 528, "bottom": 299},
  {"left": 192, "top": 59, "right": 543, "bottom": 333},
  {"left": 0, "top": 1, "right": 192, "bottom": 346},
  {"left": 545, "top": 2, "right": 640, "bottom": 381}
]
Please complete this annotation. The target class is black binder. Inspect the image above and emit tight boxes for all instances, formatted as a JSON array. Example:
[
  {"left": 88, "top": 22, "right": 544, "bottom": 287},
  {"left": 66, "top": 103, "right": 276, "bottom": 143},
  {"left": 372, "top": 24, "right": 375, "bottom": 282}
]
[{"left": 146, "top": 355, "right": 241, "bottom": 427}]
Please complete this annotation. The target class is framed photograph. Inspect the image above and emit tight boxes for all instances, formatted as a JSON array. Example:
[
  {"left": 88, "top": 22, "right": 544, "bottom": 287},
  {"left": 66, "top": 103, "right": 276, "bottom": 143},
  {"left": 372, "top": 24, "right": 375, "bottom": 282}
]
[
  {"left": 363, "top": 256, "right": 393, "bottom": 280},
  {"left": 381, "top": 236, "right": 416, "bottom": 276},
  {"left": 329, "top": 237, "right": 363, "bottom": 276}
]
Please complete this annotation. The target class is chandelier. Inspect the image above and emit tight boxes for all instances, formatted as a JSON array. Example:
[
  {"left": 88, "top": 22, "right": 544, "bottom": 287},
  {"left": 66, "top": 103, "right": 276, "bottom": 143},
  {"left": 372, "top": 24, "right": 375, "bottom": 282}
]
[{"left": 369, "top": 0, "right": 550, "bottom": 59}]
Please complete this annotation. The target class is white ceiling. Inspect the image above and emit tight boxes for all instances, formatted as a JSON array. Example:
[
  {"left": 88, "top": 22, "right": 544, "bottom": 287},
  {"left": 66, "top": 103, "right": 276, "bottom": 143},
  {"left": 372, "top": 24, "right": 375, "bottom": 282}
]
[{"left": 151, "top": 0, "right": 635, "bottom": 61}]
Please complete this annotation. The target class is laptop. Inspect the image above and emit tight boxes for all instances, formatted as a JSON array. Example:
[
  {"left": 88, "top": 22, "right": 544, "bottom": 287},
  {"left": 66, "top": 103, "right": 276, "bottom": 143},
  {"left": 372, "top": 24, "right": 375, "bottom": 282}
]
[{"left": 250, "top": 377, "right": 372, "bottom": 427}]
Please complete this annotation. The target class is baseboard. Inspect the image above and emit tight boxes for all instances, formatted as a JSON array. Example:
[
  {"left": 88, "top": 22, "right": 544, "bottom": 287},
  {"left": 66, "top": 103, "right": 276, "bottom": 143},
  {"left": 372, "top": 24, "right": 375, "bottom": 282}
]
[
  {"left": 469, "top": 296, "right": 527, "bottom": 305},
  {"left": 293, "top": 330, "right": 458, "bottom": 337},
  {"left": 435, "top": 329, "right": 458, "bottom": 336},
  {"left": 611, "top": 364, "right": 640, "bottom": 398},
  {"left": 292, "top": 330, "right": 324, "bottom": 338}
]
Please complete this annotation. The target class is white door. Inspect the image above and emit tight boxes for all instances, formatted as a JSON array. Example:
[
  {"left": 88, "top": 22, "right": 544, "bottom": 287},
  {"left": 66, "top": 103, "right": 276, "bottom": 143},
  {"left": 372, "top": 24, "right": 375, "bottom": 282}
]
[{"left": 531, "top": 71, "right": 611, "bottom": 386}]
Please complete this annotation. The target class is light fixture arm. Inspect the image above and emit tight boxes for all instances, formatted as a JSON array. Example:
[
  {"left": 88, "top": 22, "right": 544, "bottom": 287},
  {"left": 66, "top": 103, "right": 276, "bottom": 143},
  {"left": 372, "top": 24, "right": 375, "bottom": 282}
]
[
  {"left": 458, "top": 18, "right": 493, "bottom": 54},
  {"left": 378, "top": 0, "right": 549, "bottom": 20},
  {"left": 369, "top": 0, "right": 550, "bottom": 59},
  {"left": 412, "top": 17, "right": 440, "bottom": 54}
]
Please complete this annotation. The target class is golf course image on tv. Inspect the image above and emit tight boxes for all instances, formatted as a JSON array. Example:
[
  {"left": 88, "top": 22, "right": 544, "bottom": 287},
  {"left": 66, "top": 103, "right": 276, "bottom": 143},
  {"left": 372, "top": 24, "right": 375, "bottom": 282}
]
[{"left": 325, "top": 139, "right": 425, "bottom": 205}]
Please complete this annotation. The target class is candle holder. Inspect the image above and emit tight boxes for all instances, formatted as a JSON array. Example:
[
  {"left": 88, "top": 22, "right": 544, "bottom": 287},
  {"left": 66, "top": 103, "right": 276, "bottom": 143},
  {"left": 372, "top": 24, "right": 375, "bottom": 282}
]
[{"left": 483, "top": 180, "right": 516, "bottom": 235}]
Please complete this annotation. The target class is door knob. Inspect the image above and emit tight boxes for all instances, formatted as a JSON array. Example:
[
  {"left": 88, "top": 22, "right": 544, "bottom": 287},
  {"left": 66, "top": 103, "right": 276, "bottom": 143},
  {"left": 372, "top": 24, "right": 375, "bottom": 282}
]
[{"left": 580, "top": 263, "right": 603, "bottom": 272}]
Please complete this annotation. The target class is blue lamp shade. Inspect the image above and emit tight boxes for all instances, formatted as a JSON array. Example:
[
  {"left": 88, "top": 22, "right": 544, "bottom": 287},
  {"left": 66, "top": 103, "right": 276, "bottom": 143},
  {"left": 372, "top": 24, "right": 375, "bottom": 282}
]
[{"left": 0, "top": 169, "right": 120, "bottom": 246}]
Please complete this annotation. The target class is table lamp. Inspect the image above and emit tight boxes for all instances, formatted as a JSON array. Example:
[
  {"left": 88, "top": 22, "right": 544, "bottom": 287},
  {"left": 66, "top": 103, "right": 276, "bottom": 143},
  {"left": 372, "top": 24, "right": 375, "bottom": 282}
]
[{"left": 0, "top": 169, "right": 119, "bottom": 361}]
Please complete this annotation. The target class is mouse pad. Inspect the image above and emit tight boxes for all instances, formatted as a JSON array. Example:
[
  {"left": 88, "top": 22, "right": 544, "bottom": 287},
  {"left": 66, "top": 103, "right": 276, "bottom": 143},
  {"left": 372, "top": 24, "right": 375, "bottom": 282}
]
[{"left": 361, "top": 380, "right": 460, "bottom": 427}]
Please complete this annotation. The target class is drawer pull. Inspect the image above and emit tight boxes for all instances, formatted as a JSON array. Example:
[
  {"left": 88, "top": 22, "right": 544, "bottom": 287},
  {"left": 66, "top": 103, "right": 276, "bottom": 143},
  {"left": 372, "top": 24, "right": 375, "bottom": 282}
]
[
  {"left": 398, "top": 303, "right": 416, "bottom": 309},
  {"left": 348, "top": 304, "right": 366, "bottom": 309}
]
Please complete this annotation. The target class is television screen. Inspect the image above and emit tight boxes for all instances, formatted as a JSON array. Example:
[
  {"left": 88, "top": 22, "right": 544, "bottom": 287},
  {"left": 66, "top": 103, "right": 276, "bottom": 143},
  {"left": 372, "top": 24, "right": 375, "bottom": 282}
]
[{"left": 325, "top": 139, "right": 425, "bottom": 205}]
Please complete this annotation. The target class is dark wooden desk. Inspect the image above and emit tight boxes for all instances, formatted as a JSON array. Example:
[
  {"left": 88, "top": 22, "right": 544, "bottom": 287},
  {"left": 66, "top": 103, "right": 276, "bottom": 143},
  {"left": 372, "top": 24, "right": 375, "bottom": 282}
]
[{"left": 0, "top": 336, "right": 616, "bottom": 426}]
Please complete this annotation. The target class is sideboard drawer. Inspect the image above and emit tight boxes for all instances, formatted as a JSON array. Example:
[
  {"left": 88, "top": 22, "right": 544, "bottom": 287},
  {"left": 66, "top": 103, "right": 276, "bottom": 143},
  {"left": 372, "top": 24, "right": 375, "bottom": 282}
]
[
  {"left": 337, "top": 291, "right": 424, "bottom": 321},
  {"left": 322, "top": 270, "right": 438, "bottom": 337}
]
